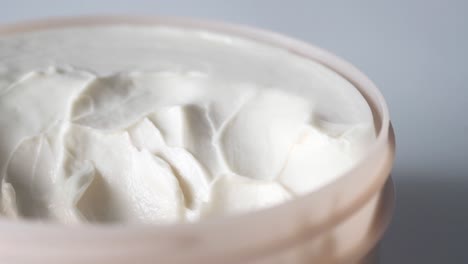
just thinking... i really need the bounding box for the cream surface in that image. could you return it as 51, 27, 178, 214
0, 26, 375, 224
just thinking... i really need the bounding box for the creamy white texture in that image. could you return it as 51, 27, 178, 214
0, 26, 375, 224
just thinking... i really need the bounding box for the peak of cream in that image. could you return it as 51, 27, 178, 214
0, 26, 375, 224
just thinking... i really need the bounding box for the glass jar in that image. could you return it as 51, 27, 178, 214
0, 16, 395, 264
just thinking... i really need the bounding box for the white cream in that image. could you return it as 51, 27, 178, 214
0, 26, 375, 224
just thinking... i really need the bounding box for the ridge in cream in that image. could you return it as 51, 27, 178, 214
0, 26, 375, 224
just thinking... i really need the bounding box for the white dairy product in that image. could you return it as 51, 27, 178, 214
0, 26, 375, 224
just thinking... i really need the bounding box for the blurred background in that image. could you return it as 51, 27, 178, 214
1, 0, 467, 263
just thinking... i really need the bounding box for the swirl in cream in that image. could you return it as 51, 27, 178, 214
0, 26, 375, 224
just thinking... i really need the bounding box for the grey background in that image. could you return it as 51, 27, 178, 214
1, 0, 467, 263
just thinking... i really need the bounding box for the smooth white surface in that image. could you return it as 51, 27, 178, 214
0, 26, 374, 223
0, 0, 466, 262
